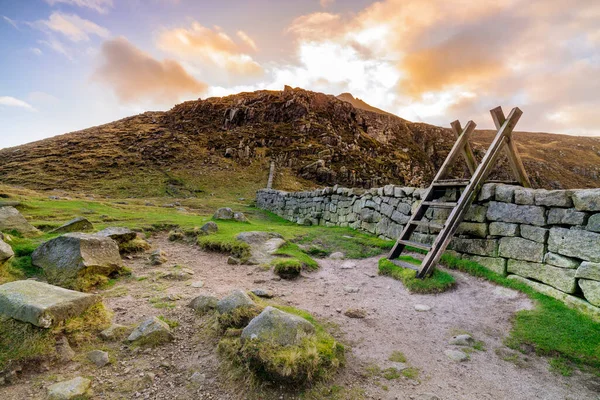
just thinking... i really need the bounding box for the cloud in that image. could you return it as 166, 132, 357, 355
237, 31, 258, 51
320, 0, 335, 8
38, 37, 71, 58
93, 37, 207, 104
157, 22, 263, 84
0, 96, 36, 111
44, 0, 114, 14
30, 47, 43, 56
2, 15, 19, 29
35, 12, 110, 42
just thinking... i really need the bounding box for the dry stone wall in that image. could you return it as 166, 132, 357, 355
257, 184, 600, 319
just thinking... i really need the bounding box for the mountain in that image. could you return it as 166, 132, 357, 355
0, 86, 599, 198
336, 93, 396, 116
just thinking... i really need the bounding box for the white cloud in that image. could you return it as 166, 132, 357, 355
30, 47, 43, 56
38, 37, 72, 59
44, 0, 114, 14
2, 15, 19, 29
36, 12, 110, 42
0, 96, 36, 111
320, 0, 335, 8
237, 30, 258, 51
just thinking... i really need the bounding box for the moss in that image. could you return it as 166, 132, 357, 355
273, 242, 319, 271
388, 351, 406, 363
300, 384, 365, 400
168, 230, 184, 241
70, 264, 129, 292
197, 236, 251, 262
59, 303, 112, 346
218, 305, 263, 330
401, 367, 420, 380
158, 316, 180, 329
272, 258, 303, 280
378, 258, 456, 294
119, 238, 151, 254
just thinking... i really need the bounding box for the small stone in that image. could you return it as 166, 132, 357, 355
47, 377, 91, 400
188, 295, 218, 313
329, 252, 345, 260
87, 350, 110, 367
216, 289, 255, 314
150, 249, 167, 265
449, 334, 474, 346
414, 304, 431, 312
191, 281, 204, 288
234, 212, 248, 222
127, 317, 174, 345
344, 308, 367, 318
190, 372, 206, 383
251, 288, 274, 298
199, 221, 218, 235
99, 324, 129, 341
56, 336, 75, 363
444, 349, 468, 362
343, 286, 360, 293
340, 261, 356, 269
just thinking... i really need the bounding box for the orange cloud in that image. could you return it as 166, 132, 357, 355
157, 22, 262, 81
93, 37, 207, 104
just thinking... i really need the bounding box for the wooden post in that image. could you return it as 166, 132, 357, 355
267, 161, 275, 189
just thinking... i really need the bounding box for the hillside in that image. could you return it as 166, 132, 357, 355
0, 86, 599, 198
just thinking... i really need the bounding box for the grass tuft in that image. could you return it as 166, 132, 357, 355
378, 257, 455, 294
272, 258, 303, 279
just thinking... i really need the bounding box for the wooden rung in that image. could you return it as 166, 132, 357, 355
389, 259, 420, 271
410, 220, 444, 230
398, 240, 431, 251
432, 181, 469, 187
421, 201, 457, 208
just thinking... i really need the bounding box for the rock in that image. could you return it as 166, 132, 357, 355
547, 208, 586, 225
227, 256, 241, 265
478, 183, 496, 201
495, 185, 515, 202
236, 231, 285, 264
499, 237, 544, 263
0, 238, 14, 263
534, 190, 573, 207
189, 295, 218, 313
241, 306, 315, 346
99, 324, 129, 341
216, 289, 255, 314
343, 286, 360, 293
507, 260, 577, 293
548, 227, 600, 262
329, 252, 345, 260
587, 213, 600, 233
56, 336, 75, 363
514, 188, 535, 205
414, 304, 431, 312
578, 279, 600, 306
520, 225, 548, 243
199, 221, 218, 235
415, 393, 441, 400
344, 308, 367, 318
87, 350, 110, 367
572, 189, 600, 211
190, 372, 206, 383
251, 288, 274, 298
489, 222, 519, 237
461, 255, 507, 276
150, 249, 167, 265
160, 267, 194, 281
50, 217, 94, 234
456, 222, 487, 238
576, 261, 600, 281
31, 233, 123, 290
0, 206, 41, 236
449, 334, 474, 346
340, 261, 356, 269
544, 253, 580, 269
464, 204, 487, 222
213, 207, 234, 220
47, 377, 91, 400
127, 316, 174, 345
234, 212, 248, 222
444, 349, 468, 362
0, 280, 99, 328
191, 280, 204, 288
486, 202, 546, 226
96, 227, 137, 244
449, 238, 497, 257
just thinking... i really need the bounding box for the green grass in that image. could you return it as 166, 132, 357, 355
272, 258, 303, 279
388, 351, 407, 363
378, 257, 456, 294
273, 242, 319, 270
439, 253, 600, 374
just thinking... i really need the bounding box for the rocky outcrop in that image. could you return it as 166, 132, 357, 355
0, 280, 99, 328
31, 233, 123, 290
0, 206, 41, 237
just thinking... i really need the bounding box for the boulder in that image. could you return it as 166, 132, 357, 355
499, 237, 544, 263
31, 233, 123, 290
486, 202, 545, 226
572, 189, 600, 211
507, 260, 577, 293
234, 212, 248, 222
87, 350, 110, 367
241, 306, 315, 346
150, 249, 167, 265
0, 280, 99, 328
213, 207, 234, 220
47, 377, 91, 400
548, 227, 600, 262
0, 206, 41, 236
199, 221, 218, 235
0, 238, 14, 263
189, 295, 218, 313
236, 231, 285, 264
50, 217, 94, 234
127, 316, 174, 344
444, 349, 468, 362
579, 280, 600, 306
217, 289, 256, 314
575, 261, 600, 281
344, 308, 367, 318
251, 288, 274, 298
449, 334, 474, 346
99, 324, 129, 341
96, 227, 137, 244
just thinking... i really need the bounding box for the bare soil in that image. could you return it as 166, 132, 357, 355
2, 234, 599, 399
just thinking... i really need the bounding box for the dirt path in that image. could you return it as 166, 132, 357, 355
2, 235, 598, 399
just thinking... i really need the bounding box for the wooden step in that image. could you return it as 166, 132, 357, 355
421, 201, 457, 209
410, 220, 444, 230
432, 180, 469, 187
398, 239, 432, 252
389, 259, 420, 271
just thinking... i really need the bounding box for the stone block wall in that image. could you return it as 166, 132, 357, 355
256, 184, 600, 319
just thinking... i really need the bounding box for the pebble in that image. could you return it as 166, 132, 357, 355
449, 334, 474, 346
444, 349, 469, 362
414, 304, 432, 312
191, 281, 205, 288
343, 286, 360, 293
340, 261, 356, 269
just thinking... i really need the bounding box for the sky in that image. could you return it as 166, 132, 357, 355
1, 0, 599, 149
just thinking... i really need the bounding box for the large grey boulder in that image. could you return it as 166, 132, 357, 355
96, 227, 136, 244
31, 233, 122, 290
127, 316, 174, 344
548, 227, 600, 262
216, 289, 255, 314
47, 377, 91, 400
199, 221, 218, 235
0, 206, 41, 236
486, 202, 546, 226
0, 280, 99, 328
50, 217, 94, 234
579, 280, 600, 306
0, 238, 14, 263
241, 306, 315, 346
499, 237, 544, 263
189, 295, 218, 314
213, 207, 234, 220
572, 189, 600, 211
236, 231, 285, 264
507, 260, 577, 293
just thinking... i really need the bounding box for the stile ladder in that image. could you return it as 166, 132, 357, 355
388, 106, 531, 278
